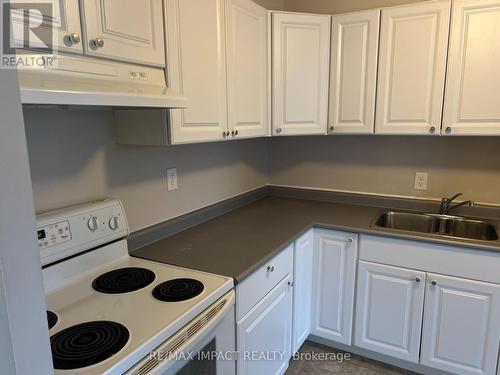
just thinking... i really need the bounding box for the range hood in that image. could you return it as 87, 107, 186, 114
17, 53, 187, 108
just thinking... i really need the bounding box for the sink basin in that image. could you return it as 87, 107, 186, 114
443, 219, 499, 241
374, 212, 440, 234
373, 211, 499, 241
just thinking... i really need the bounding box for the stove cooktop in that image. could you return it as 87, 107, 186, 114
43, 240, 233, 375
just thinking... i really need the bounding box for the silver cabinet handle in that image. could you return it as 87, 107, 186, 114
431, 280, 437, 286
67, 33, 81, 45
415, 277, 421, 283
91, 37, 105, 49
267, 265, 275, 272
347, 237, 354, 246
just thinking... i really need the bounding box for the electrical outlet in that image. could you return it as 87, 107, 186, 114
414, 172, 428, 191
166, 168, 178, 191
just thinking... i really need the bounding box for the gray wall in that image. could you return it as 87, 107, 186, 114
269, 136, 500, 205
283, 0, 427, 14
24, 109, 269, 232
0, 70, 52, 375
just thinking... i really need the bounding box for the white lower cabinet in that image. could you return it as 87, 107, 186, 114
310, 230, 357, 345
292, 230, 314, 354
354, 261, 426, 363
421, 273, 500, 375
237, 275, 293, 375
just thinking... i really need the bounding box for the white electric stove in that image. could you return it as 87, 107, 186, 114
37, 200, 235, 375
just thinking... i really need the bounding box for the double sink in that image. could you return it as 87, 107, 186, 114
373, 211, 499, 241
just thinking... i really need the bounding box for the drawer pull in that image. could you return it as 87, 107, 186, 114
415, 277, 421, 283
288, 281, 294, 287
267, 265, 275, 272
431, 280, 437, 286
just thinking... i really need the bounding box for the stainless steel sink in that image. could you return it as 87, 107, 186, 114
374, 212, 440, 234
372, 211, 499, 242
443, 218, 499, 241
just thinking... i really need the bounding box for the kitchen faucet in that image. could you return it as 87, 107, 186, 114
439, 193, 475, 215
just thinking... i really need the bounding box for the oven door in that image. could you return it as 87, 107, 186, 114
126, 290, 236, 375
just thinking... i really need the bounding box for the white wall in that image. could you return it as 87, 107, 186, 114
24, 109, 269, 232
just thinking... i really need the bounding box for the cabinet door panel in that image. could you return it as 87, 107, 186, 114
9, 0, 83, 54
237, 276, 292, 375
443, 0, 500, 135
166, 0, 228, 144
82, 0, 165, 66
272, 12, 331, 136
226, 0, 269, 139
311, 230, 357, 345
354, 261, 425, 363
329, 9, 380, 134
421, 274, 500, 375
292, 230, 313, 354
375, 1, 450, 134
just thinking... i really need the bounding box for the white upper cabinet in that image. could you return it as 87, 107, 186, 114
311, 230, 357, 346
272, 12, 331, 136
9, 0, 83, 54
354, 261, 425, 363
443, 0, 500, 135
81, 0, 165, 66
329, 9, 380, 134
165, 0, 228, 144
226, 0, 270, 139
292, 230, 313, 354
421, 274, 500, 375
375, 1, 451, 135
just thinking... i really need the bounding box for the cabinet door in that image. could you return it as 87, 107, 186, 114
375, 1, 450, 135
443, 0, 500, 135
311, 230, 357, 345
226, 0, 269, 139
421, 274, 500, 375
272, 12, 331, 136
81, 0, 165, 66
166, 0, 228, 144
329, 9, 380, 134
354, 261, 425, 363
9, 0, 83, 54
237, 275, 292, 375
292, 230, 313, 354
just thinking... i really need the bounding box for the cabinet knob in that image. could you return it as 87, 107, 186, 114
234, 130, 239, 136
347, 237, 354, 246
329, 126, 334, 132
415, 277, 421, 283
288, 281, 294, 287
445, 126, 452, 134
429, 126, 436, 134
67, 33, 81, 45
231, 130, 238, 137
267, 265, 275, 272
91, 37, 105, 49
276, 128, 282, 134
431, 280, 437, 286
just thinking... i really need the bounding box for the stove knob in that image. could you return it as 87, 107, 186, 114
109, 216, 119, 231
87, 216, 99, 232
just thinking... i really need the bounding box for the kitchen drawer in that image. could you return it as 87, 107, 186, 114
236, 244, 293, 321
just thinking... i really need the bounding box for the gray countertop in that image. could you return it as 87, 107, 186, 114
131, 196, 500, 284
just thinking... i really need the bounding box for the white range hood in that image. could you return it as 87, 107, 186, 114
17, 53, 187, 108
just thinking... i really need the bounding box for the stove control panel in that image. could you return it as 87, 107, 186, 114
36, 200, 129, 266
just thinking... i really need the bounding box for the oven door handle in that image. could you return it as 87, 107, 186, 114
125, 290, 235, 375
